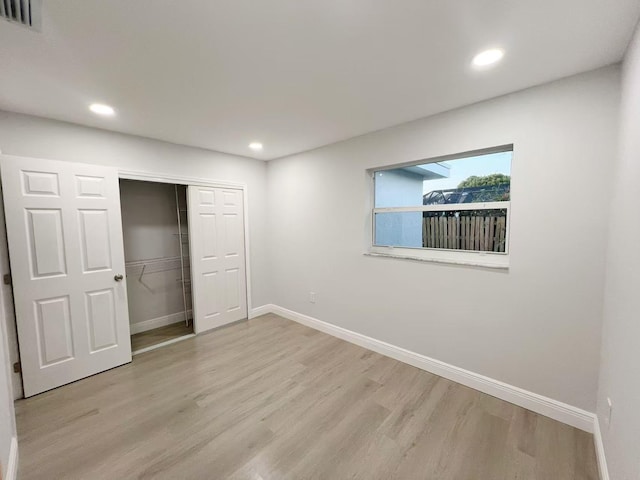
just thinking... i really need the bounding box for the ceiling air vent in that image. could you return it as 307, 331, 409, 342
1, 0, 41, 30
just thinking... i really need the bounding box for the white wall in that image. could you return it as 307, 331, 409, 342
121, 180, 183, 262
0, 111, 269, 398
596, 21, 640, 480
120, 180, 190, 328
267, 66, 620, 412
0, 311, 16, 480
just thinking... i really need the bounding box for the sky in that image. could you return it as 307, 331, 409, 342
421, 151, 512, 194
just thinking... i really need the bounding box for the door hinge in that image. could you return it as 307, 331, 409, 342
3, 273, 11, 285
13, 362, 21, 373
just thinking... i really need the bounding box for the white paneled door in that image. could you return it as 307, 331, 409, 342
188, 186, 247, 333
1, 155, 131, 397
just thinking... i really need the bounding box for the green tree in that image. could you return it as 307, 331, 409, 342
457, 173, 510, 188
456, 173, 510, 201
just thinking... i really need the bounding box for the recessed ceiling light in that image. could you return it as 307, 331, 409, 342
249, 142, 263, 151
472, 48, 504, 68
89, 103, 115, 116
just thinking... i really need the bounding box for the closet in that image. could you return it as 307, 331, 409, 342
1, 154, 249, 396
120, 180, 193, 352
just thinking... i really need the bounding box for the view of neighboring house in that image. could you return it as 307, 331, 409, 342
374, 163, 450, 247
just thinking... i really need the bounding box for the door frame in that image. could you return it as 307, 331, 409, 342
118, 170, 252, 334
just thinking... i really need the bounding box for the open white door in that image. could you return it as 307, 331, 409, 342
188, 186, 247, 333
0, 155, 131, 397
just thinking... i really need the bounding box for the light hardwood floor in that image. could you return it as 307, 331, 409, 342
16, 314, 598, 479
130, 321, 194, 352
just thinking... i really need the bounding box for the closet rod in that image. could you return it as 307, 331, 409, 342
175, 185, 190, 328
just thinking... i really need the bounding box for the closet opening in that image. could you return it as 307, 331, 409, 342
119, 179, 194, 354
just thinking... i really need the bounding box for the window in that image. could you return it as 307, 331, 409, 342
370, 146, 512, 268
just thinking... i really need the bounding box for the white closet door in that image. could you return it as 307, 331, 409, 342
188, 186, 247, 333
0, 155, 131, 397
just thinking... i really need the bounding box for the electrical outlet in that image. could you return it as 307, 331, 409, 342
309, 292, 316, 303
606, 397, 613, 428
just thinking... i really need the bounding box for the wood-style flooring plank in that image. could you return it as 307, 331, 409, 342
130, 321, 194, 351
16, 314, 599, 479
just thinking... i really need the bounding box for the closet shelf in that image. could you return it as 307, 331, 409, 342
125, 256, 184, 276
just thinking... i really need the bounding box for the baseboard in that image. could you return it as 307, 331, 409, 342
252, 304, 595, 433
6, 436, 18, 480
130, 310, 192, 335
248, 304, 273, 319
593, 416, 610, 480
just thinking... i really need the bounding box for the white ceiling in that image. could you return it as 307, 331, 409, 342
1, 1, 639, 160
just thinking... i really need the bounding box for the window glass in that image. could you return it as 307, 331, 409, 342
372, 149, 512, 254
374, 151, 511, 208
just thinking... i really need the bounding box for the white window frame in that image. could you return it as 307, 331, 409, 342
367, 147, 512, 269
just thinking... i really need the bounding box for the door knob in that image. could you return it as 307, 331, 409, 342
114, 274, 124, 282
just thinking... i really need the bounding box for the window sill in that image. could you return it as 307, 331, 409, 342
364, 249, 509, 270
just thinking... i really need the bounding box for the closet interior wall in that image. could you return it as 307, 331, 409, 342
119, 180, 192, 335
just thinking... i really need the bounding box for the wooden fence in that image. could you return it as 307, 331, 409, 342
422, 209, 507, 252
